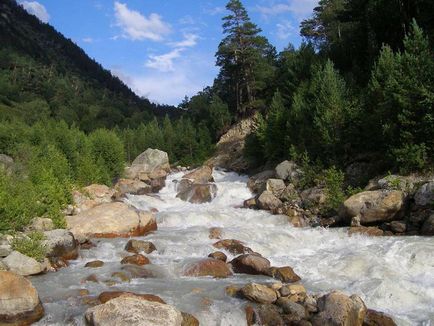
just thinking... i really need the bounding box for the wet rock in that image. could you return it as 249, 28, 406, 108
3, 251, 47, 276
66, 202, 157, 239
113, 179, 151, 198
125, 239, 157, 254
209, 227, 223, 239
98, 291, 166, 304
125, 148, 170, 180
276, 298, 306, 320
389, 220, 406, 233
183, 258, 232, 278
111, 272, 131, 283
266, 179, 286, 197
364, 309, 397, 326
213, 239, 253, 255
0, 271, 44, 325
85, 295, 183, 326
120, 254, 150, 266
348, 227, 384, 237
421, 214, 434, 236
256, 304, 285, 326
121, 265, 155, 279
182, 165, 214, 183
72, 184, 115, 214
225, 285, 242, 298
181, 312, 200, 326
230, 254, 271, 275
266, 266, 301, 283
340, 190, 405, 224
279, 284, 307, 303
241, 283, 277, 304
243, 197, 257, 209
248, 170, 276, 193
43, 229, 78, 261
257, 191, 283, 211
176, 183, 218, 204
25, 217, 54, 232
312, 291, 366, 326
85, 260, 104, 268
208, 251, 227, 262
414, 181, 434, 208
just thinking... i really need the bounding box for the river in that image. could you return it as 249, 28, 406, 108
31, 169, 434, 325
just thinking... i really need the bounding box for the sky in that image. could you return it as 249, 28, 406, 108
18, 0, 318, 106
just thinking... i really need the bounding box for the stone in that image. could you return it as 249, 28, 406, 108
3, 251, 46, 276
414, 181, 434, 208
181, 312, 200, 326
182, 165, 214, 184
312, 291, 367, 326
241, 283, 277, 304
256, 304, 285, 326
275, 160, 303, 184
0, 271, 44, 325
72, 184, 115, 213
364, 309, 397, 326
257, 191, 283, 211
279, 284, 307, 303
0, 245, 12, 258
66, 202, 156, 239
421, 214, 434, 236
208, 251, 227, 262
300, 187, 327, 207
183, 258, 232, 278
111, 272, 131, 283
98, 291, 165, 304
85, 295, 183, 326
126, 148, 170, 180
85, 260, 104, 268
304, 295, 318, 313
230, 254, 271, 275
121, 265, 155, 279
114, 179, 151, 198
248, 170, 276, 193
125, 240, 157, 254
121, 254, 150, 266
209, 227, 223, 239
266, 266, 301, 283
348, 227, 384, 237
213, 239, 253, 255
266, 179, 286, 197
176, 183, 218, 204
225, 285, 242, 298
280, 184, 301, 203
243, 197, 257, 209
276, 298, 306, 319
25, 217, 54, 232
43, 229, 78, 260
390, 221, 406, 233
340, 190, 405, 224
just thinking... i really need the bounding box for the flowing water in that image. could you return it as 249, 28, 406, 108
31, 170, 434, 325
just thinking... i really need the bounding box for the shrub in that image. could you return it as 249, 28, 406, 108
11, 231, 47, 262
392, 143, 429, 174
321, 166, 346, 214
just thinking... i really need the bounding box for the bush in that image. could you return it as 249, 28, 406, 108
321, 166, 346, 214
392, 143, 429, 174
11, 231, 47, 262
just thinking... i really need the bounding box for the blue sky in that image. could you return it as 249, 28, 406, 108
19, 0, 318, 106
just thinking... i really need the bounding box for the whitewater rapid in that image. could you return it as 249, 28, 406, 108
31, 170, 434, 325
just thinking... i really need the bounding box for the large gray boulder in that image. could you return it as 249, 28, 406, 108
265, 179, 286, 198
257, 191, 283, 211
85, 295, 183, 326
114, 179, 152, 198
126, 148, 170, 180
176, 183, 217, 204
275, 160, 303, 183
0, 271, 44, 325
43, 229, 78, 260
3, 251, 47, 276
339, 190, 405, 224
414, 181, 434, 208
247, 170, 275, 193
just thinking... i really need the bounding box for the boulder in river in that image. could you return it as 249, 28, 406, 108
66, 202, 156, 239
85, 260, 104, 268
98, 291, 166, 304
125, 148, 170, 180
182, 165, 214, 183
364, 309, 397, 326
113, 179, 152, 198
265, 179, 286, 197
311, 291, 366, 326
241, 283, 277, 304
176, 183, 217, 204
208, 251, 227, 262
340, 190, 405, 224
208, 227, 223, 239
247, 170, 276, 193
183, 258, 232, 278
257, 191, 283, 211
85, 295, 183, 326
3, 251, 47, 276
266, 266, 301, 283
121, 254, 150, 266
125, 239, 157, 254
43, 229, 78, 261
0, 271, 44, 325
230, 254, 271, 275
213, 239, 253, 255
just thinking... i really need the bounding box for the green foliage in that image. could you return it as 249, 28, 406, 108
11, 232, 47, 262
321, 166, 346, 214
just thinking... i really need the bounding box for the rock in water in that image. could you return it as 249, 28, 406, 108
230, 254, 271, 275
364, 309, 397, 326
85, 295, 183, 326
98, 291, 166, 304
43, 229, 78, 261
66, 202, 156, 239
125, 239, 157, 254
176, 184, 218, 204
3, 251, 47, 276
183, 258, 232, 278
182, 165, 214, 183
241, 283, 277, 304
0, 271, 44, 325
257, 191, 283, 211
114, 179, 152, 198
126, 148, 170, 180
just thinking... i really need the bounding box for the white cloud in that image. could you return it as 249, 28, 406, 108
170, 33, 199, 48
82, 37, 94, 43
205, 6, 225, 16
19, 1, 50, 23
276, 21, 295, 40
178, 15, 195, 25
256, 0, 318, 20
113, 2, 171, 41
256, 3, 292, 17
145, 48, 184, 72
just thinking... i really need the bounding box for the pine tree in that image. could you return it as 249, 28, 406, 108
264, 90, 287, 160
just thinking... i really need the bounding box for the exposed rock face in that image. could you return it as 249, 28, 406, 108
257, 191, 283, 211
176, 183, 217, 204
72, 184, 115, 214
312, 291, 367, 326
275, 160, 303, 184
206, 116, 257, 172
98, 291, 166, 304
85, 295, 183, 326
213, 239, 253, 255
66, 202, 156, 239
421, 214, 434, 235
3, 251, 47, 276
414, 181, 434, 208
230, 254, 271, 275
183, 258, 232, 278
248, 170, 276, 193
182, 166, 214, 184
126, 148, 170, 180
340, 190, 405, 224
241, 283, 277, 304
25, 217, 54, 232
125, 240, 157, 254
43, 229, 78, 261
0, 271, 44, 325
114, 179, 152, 198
